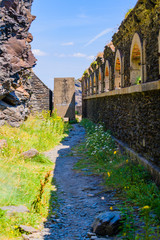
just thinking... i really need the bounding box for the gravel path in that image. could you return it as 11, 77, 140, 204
35, 124, 118, 240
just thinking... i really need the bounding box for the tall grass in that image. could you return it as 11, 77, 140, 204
0, 111, 69, 239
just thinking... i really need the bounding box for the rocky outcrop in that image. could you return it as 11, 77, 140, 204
0, 0, 36, 127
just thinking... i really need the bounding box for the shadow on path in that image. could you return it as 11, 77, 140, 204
41, 124, 116, 240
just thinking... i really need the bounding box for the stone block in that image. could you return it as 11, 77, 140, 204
54, 78, 75, 121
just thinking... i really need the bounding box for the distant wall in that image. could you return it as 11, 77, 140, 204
29, 72, 53, 113
54, 78, 75, 121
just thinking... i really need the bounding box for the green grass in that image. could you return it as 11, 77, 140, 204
74, 119, 160, 239
0, 111, 69, 239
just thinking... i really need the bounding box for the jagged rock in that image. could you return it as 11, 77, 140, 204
22, 149, 39, 159
92, 211, 122, 236
0, 205, 29, 214
19, 225, 38, 234
0, 0, 36, 126
0, 139, 8, 149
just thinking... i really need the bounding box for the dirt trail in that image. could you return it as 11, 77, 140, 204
40, 124, 118, 240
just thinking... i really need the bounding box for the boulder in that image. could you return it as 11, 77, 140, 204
22, 149, 39, 159
0, 139, 8, 149
92, 211, 122, 236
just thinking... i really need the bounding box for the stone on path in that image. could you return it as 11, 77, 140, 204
0, 139, 8, 149
0, 205, 29, 215
87, 232, 97, 237
19, 225, 38, 234
22, 149, 39, 159
22, 233, 43, 240
92, 211, 122, 236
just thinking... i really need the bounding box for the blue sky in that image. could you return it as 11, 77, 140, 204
30, 0, 137, 90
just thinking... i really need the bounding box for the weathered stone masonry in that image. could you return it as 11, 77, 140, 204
82, 0, 160, 165
29, 72, 53, 113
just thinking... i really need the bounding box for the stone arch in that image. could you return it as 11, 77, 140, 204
90, 75, 93, 95
98, 68, 102, 93
130, 33, 143, 85
93, 72, 97, 94
158, 30, 160, 76
115, 49, 122, 89
104, 60, 110, 91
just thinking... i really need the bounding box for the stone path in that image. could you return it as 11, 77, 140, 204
27, 124, 119, 240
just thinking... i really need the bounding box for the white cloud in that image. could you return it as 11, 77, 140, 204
61, 42, 74, 46
72, 53, 86, 58
84, 28, 113, 47
72, 53, 95, 61
54, 52, 94, 61
32, 49, 47, 56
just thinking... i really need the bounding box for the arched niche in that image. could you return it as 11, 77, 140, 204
98, 68, 102, 93
130, 33, 143, 85
83, 79, 87, 96
90, 75, 93, 95
87, 78, 90, 95
115, 50, 122, 89
158, 30, 160, 76
104, 60, 110, 91
93, 72, 97, 94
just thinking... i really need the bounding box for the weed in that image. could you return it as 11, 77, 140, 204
32, 171, 52, 213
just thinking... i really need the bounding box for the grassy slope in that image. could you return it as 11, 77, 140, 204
0, 112, 69, 239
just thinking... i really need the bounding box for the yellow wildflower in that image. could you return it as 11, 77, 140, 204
110, 206, 113, 211
126, 159, 129, 163
114, 151, 117, 155
107, 172, 111, 177
142, 206, 150, 210
14, 226, 18, 229
123, 233, 127, 236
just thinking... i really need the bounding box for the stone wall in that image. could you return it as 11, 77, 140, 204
83, 84, 160, 166
0, 0, 36, 127
82, 0, 160, 165
29, 72, 53, 113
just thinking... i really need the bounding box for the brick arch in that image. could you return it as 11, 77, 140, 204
104, 60, 110, 91
115, 49, 122, 89
130, 33, 143, 85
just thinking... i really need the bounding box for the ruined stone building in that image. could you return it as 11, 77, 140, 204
82, 0, 160, 165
